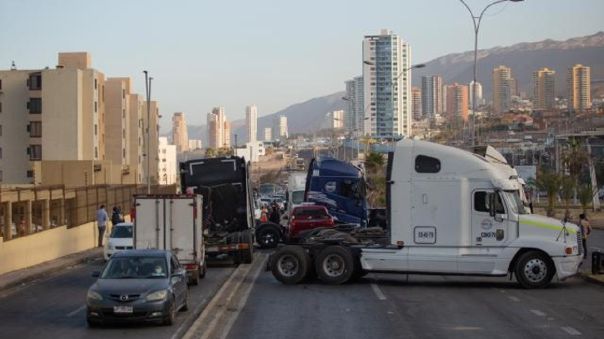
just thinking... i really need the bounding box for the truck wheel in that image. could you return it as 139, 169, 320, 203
257, 227, 280, 249
315, 246, 354, 285
191, 272, 199, 286
199, 262, 207, 279
514, 251, 555, 289
271, 245, 310, 284
241, 247, 253, 264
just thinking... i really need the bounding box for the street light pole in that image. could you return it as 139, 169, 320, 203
143, 71, 152, 194
458, 0, 524, 147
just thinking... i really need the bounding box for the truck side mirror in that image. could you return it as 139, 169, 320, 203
488, 193, 496, 217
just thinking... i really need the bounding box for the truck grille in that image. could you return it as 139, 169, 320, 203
576, 229, 583, 255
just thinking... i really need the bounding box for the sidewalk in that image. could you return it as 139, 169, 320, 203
0, 247, 102, 292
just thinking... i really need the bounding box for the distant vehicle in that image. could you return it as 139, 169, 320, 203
287, 172, 307, 217
134, 195, 206, 285
288, 205, 334, 241
259, 183, 279, 198
86, 250, 188, 327
295, 158, 305, 171
104, 223, 133, 260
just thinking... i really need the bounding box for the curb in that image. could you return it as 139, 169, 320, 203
170, 265, 239, 339
581, 273, 604, 287
0, 249, 102, 293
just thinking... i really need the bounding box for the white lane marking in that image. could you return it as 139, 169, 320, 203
371, 283, 387, 300
530, 309, 546, 317
216, 256, 267, 339
561, 326, 582, 336
66, 305, 86, 317
507, 296, 520, 302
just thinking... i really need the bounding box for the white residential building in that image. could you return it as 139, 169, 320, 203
188, 139, 202, 150
344, 76, 364, 132
362, 29, 412, 138
158, 137, 177, 185
264, 127, 272, 141
246, 104, 258, 143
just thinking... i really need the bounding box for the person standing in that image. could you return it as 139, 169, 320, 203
96, 205, 109, 247
579, 213, 592, 259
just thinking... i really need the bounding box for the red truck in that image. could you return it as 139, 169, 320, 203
288, 205, 335, 241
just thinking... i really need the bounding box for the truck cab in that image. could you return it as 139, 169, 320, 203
304, 157, 367, 226
363, 139, 582, 287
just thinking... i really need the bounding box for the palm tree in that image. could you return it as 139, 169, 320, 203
561, 138, 589, 203
560, 176, 575, 218
365, 152, 385, 174
578, 183, 593, 214
205, 148, 216, 158
536, 170, 561, 217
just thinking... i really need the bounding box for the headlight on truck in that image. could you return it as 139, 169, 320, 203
146, 290, 168, 302
87, 290, 103, 301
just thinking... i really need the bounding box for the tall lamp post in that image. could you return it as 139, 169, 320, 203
143, 71, 153, 194
458, 0, 524, 146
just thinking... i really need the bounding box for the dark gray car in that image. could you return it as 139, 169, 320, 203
86, 249, 188, 326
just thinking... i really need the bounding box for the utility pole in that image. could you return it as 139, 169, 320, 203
144, 71, 152, 194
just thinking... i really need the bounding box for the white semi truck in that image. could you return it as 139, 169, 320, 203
134, 194, 206, 285
269, 139, 582, 289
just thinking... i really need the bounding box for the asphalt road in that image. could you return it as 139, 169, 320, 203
0, 258, 234, 339
227, 271, 604, 339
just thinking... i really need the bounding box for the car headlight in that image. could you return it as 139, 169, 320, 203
87, 290, 103, 301
146, 290, 168, 302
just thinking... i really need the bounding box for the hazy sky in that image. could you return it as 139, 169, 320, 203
1, 0, 603, 130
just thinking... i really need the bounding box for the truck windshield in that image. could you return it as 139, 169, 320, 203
503, 190, 527, 215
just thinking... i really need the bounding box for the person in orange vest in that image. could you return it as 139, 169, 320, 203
260, 205, 269, 223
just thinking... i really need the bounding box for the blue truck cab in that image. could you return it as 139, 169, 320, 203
304, 157, 368, 226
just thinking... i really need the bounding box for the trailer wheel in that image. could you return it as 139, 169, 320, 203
257, 226, 280, 249
514, 250, 555, 289
271, 245, 310, 284
199, 262, 207, 279
315, 246, 354, 285
189, 271, 200, 286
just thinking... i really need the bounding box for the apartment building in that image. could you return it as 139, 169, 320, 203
532, 68, 556, 111
0, 52, 105, 184
568, 64, 591, 113
172, 112, 189, 153
142, 100, 160, 185
246, 105, 258, 143
363, 29, 412, 138
158, 137, 177, 185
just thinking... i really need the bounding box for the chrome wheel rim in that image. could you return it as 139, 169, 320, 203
277, 254, 298, 277
322, 254, 345, 277
524, 258, 547, 283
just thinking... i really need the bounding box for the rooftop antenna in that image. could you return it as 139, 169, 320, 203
10, 61, 16, 70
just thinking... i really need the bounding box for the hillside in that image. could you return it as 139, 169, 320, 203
413, 31, 604, 97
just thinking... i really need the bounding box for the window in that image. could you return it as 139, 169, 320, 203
122, 89, 126, 99
415, 155, 441, 173
0, 101, 2, 113
0, 147, 2, 159
0, 170, 3, 182
474, 191, 505, 214
0, 125, 2, 136
94, 101, 97, 113
0, 79, 2, 90
29, 122, 42, 137
94, 147, 98, 158
28, 73, 42, 90
28, 98, 42, 113
94, 79, 97, 89
94, 124, 97, 135
29, 145, 42, 160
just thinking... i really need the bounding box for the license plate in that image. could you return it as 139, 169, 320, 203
113, 305, 133, 314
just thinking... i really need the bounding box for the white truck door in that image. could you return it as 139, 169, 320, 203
135, 198, 167, 250
463, 190, 509, 273
168, 198, 197, 265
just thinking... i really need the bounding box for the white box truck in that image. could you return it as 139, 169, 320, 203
134, 194, 206, 285
269, 139, 582, 289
